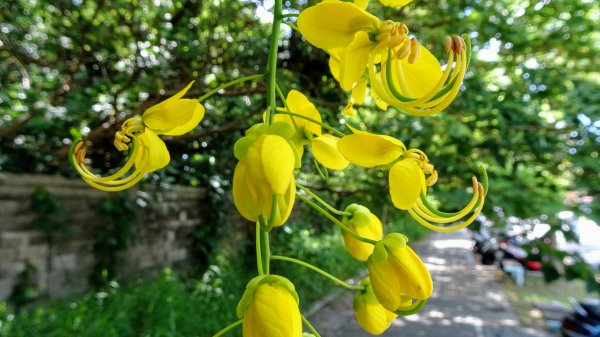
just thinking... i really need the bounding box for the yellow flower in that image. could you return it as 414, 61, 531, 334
337, 128, 486, 232
232, 122, 298, 228
379, 0, 412, 7
353, 278, 398, 335
341, 204, 383, 261
237, 275, 302, 337
71, 82, 204, 191
273, 90, 349, 170
297, 1, 469, 116
367, 233, 432, 311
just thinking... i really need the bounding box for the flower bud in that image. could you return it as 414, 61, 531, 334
353, 278, 398, 335
342, 205, 383, 261
367, 233, 432, 311
233, 133, 296, 228
237, 275, 302, 337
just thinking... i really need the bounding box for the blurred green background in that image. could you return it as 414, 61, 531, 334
0, 0, 599, 336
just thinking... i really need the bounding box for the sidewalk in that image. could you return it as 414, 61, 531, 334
307, 229, 553, 337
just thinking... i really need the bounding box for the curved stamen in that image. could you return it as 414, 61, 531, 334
71, 139, 140, 183
408, 182, 484, 232
384, 43, 456, 107
412, 177, 481, 224
69, 137, 150, 192
394, 299, 428, 316
371, 35, 470, 116
82, 173, 144, 191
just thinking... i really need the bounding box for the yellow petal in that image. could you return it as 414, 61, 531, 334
343, 213, 383, 261
356, 301, 397, 334
161, 102, 205, 136
232, 160, 262, 222
285, 90, 322, 137
142, 81, 202, 134
388, 159, 424, 210
388, 245, 433, 300
399, 45, 443, 97
370, 85, 389, 110
243, 284, 303, 337
272, 179, 296, 227
337, 133, 404, 168
312, 135, 349, 170
260, 135, 295, 195
368, 247, 404, 310
297, 1, 380, 50
354, 0, 369, 10
135, 129, 170, 173
379, 0, 412, 7
352, 78, 369, 104
328, 52, 342, 82
340, 32, 374, 91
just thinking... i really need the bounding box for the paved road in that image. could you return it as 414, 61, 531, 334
307, 229, 553, 337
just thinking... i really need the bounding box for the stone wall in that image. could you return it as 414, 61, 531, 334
0, 173, 207, 300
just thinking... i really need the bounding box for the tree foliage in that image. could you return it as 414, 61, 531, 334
1, 0, 598, 287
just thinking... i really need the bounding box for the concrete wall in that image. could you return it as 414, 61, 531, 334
0, 173, 207, 300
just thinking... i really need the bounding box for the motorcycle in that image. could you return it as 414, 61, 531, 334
561, 298, 600, 337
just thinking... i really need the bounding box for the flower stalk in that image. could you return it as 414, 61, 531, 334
272, 255, 364, 291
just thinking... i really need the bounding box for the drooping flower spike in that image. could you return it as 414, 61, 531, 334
70, 82, 205, 192
337, 127, 487, 232
298, 1, 470, 116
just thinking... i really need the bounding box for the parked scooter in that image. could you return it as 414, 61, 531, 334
472, 226, 501, 265
561, 298, 600, 337
498, 236, 543, 271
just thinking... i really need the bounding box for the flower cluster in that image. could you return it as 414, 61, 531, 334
298, 0, 470, 116
69, 0, 488, 336
71, 82, 204, 191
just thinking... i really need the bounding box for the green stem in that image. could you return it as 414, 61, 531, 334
271, 255, 363, 291
265, 0, 283, 125
282, 21, 299, 32
256, 221, 264, 275
198, 74, 265, 102
274, 109, 346, 137
261, 229, 270, 274
282, 13, 299, 18
302, 315, 322, 337
296, 193, 377, 245
211, 319, 243, 337
313, 159, 329, 182
297, 184, 351, 217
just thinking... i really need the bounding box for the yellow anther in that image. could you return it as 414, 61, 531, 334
114, 131, 131, 151
444, 36, 453, 53
121, 116, 144, 135
408, 38, 420, 64
74, 142, 87, 165
378, 20, 395, 35
377, 21, 409, 49
471, 175, 478, 190
426, 170, 438, 187
395, 41, 411, 60
343, 97, 356, 117
452, 35, 464, 54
